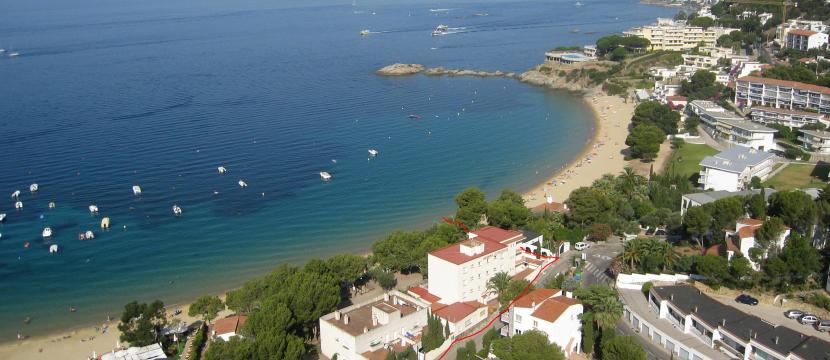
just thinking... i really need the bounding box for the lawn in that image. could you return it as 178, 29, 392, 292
665, 143, 719, 180
764, 163, 830, 191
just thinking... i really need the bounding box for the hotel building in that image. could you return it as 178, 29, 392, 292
698, 147, 775, 192
735, 76, 830, 115
624, 18, 737, 51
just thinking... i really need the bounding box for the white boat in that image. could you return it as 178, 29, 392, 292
11, 190, 20, 198
101, 217, 110, 229
85, 230, 94, 239
575, 1, 584, 6
48, 202, 56, 209
320, 171, 332, 181
238, 180, 248, 188
132, 185, 142, 195
360, 29, 371, 36
29, 184, 38, 192
0, 49, 5, 53
89, 205, 99, 214
49, 244, 59, 253
8, 52, 19, 58
217, 166, 227, 174
368, 149, 379, 156
0, 213, 5, 222
15, 201, 23, 210
432, 25, 449, 36
42, 227, 52, 238
172, 204, 182, 217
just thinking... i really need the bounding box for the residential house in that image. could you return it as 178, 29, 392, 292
682, 54, 719, 69
212, 315, 247, 341
724, 218, 790, 270
785, 29, 829, 51
778, 19, 830, 46
799, 129, 830, 154
698, 147, 775, 192
749, 106, 828, 129
680, 188, 776, 216
687, 100, 777, 151
504, 288, 584, 357
431, 301, 489, 335
735, 76, 830, 115
319, 291, 430, 360
666, 96, 688, 110
624, 18, 738, 51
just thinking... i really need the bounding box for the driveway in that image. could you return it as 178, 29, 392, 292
706, 291, 830, 340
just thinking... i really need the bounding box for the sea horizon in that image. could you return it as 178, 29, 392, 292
0, 0, 675, 341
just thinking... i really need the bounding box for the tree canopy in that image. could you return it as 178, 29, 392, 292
189, 295, 224, 324
491, 330, 566, 360
118, 300, 167, 347
631, 101, 681, 135
626, 124, 665, 161
455, 187, 487, 229
601, 335, 647, 360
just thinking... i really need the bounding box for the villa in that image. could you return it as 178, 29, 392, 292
723, 218, 790, 270
212, 315, 247, 341
319, 291, 431, 360
502, 288, 583, 357
698, 147, 775, 192
679, 188, 775, 216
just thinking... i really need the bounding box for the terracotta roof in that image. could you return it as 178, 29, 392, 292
737, 76, 830, 95
530, 296, 581, 323
751, 106, 825, 117
429, 237, 506, 265
738, 226, 758, 239
737, 218, 765, 226
433, 301, 485, 323
213, 315, 247, 336
408, 286, 441, 303
473, 226, 525, 245
514, 288, 561, 308
511, 268, 534, 281
788, 29, 818, 36
704, 237, 739, 257
667, 96, 688, 102
532, 202, 569, 213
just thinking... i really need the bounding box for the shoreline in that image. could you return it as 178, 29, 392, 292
0, 76, 634, 360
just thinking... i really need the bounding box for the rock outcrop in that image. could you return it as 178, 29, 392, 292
423, 67, 517, 78
376, 63, 425, 76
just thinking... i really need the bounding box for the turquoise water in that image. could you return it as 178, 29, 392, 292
0, 0, 675, 339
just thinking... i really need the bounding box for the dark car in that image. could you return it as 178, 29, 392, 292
736, 294, 759, 306
645, 227, 656, 236
785, 310, 804, 319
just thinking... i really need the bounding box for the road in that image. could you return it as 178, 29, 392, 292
617, 321, 673, 360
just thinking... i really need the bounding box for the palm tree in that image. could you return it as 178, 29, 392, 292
486, 272, 511, 298
591, 295, 624, 329
618, 167, 645, 199
621, 240, 642, 270
659, 242, 679, 272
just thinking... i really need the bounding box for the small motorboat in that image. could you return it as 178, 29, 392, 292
8, 52, 19, 58
89, 205, 99, 214
48, 202, 56, 209
15, 201, 23, 210
101, 217, 110, 229
217, 166, 227, 174
575, 1, 584, 6
368, 149, 379, 157
172, 204, 182, 217
408, 114, 422, 119
29, 184, 38, 192
320, 171, 332, 181
11, 190, 20, 198
42, 227, 52, 238
360, 29, 371, 36
0, 213, 5, 222
238, 180, 248, 188
132, 185, 142, 195
432, 25, 449, 36
49, 244, 58, 253
79, 230, 94, 241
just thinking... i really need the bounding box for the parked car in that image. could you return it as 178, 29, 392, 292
654, 228, 667, 236
575, 242, 590, 251
735, 294, 759, 306
785, 310, 804, 319
815, 320, 830, 332
645, 227, 656, 236
800, 315, 821, 325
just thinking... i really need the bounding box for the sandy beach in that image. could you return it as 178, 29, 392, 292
524, 90, 635, 208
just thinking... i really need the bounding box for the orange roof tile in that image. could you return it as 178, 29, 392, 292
737, 76, 830, 95
532, 202, 569, 213
530, 296, 581, 323
213, 315, 247, 336
433, 301, 485, 323
408, 286, 441, 303
429, 238, 506, 265
788, 29, 818, 36
738, 218, 765, 226
473, 226, 525, 244
511, 268, 534, 281
514, 288, 560, 308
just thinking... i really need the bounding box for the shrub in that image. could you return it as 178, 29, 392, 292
370, 269, 397, 290
641, 282, 653, 297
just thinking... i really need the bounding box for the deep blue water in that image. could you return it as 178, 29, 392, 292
0, 0, 675, 339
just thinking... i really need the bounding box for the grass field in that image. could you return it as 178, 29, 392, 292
665, 143, 719, 180
765, 163, 830, 191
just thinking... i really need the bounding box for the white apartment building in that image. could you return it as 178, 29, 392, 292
319, 291, 430, 360
778, 19, 830, 46
724, 218, 790, 271
698, 147, 775, 192
749, 106, 828, 129
687, 100, 777, 151
785, 29, 829, 51
682, 54, 719, 68
504, 288, 583, 357
680, 188, 775, 216
624, 18, 738, 51
735, 76, 830, 115
799, 129, 830, 154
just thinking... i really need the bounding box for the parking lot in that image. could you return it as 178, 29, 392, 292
707, 291, 830, 339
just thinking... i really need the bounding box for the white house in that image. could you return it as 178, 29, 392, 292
101, 343, 167, 360
724, 218, 790, 270
698, 147, 775, 192
505, 288, 583, 356
679, 188, 775, 216
785, 29, 829, 51
319, 291, 430, 360
687, 100, 777, 151
212, 315, 247, 342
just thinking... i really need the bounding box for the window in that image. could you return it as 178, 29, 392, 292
533, 320, 538, 328
516, 315, 522, 323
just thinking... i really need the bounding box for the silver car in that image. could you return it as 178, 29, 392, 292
816, 320, 830, 332
784, 310, 804, 319
800, 314, 821, 325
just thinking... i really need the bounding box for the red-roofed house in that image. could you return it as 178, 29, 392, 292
432, 301, 488, 334
667, 96, 688, 110
724, 218, 790, 270
507, 292, 583, 357
212, 315, 247, 341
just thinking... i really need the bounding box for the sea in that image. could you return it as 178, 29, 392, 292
0, 0, 675, 340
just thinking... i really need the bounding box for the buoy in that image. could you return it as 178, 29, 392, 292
23, 242, 29, 248
101, 217, 110, 229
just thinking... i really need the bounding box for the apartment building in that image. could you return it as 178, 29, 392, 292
777, 19, 829, 46
749, 106, 827, 129
682, 54, 719, 68
735, 76, 830, 115
624, 18, 738, 51
799, 129, 830, 154
687, 100, 777, 151
319, 291, 430, 360
698, 147, 775, 192
785, 29, 829, 51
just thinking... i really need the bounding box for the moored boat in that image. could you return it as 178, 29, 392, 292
238, 179, 248, 188
89, 204, 99, 214
11, 190, 20, 198
368, 149, 379, 156
132, 185, 142, 195
29, 184, 38, 192
15, 201, 23, 210
320, 171, 332, 181
172, 204, 183, 217
42, 227, 52, 238
217, 166, 227, 174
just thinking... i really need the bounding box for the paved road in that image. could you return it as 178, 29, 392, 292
617, 321, 672, 360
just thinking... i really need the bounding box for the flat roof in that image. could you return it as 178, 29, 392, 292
737, 76, 830, 95
683, 188, 776, 205
699, 147, 775, 174
326, 296, 423, 336
750, 106, 825, 118
800, 129, 830, 140
719, 118, 777, 133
